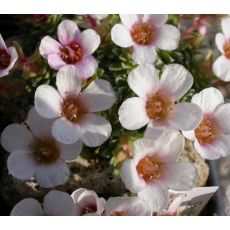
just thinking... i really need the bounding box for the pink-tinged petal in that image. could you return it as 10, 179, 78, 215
57, 20, 80, 45
137, 183, 169, 212
47, 53, 66, 70
90, 14, 108, 20
192, 87, 224, 114
80, 79, 116, 112
167, 195, 182, 214
56, 65, 82, 97
7, 150, 36, 180
75, 55, 98, 79
80, 114, 112, 147
43, 190, 75, 216
194, 135, 230, 160
35, 159, 70, 188
155, 24, 180, 50
39, 36, 62, 59
111, 24, 133, 48
118, 97, 150, 130
80, 29, 100, 55
52, 117, 81, 144
35, 85, 62, 119
120, 160, 146, 193
213, 55, 230, 82
119, 14, 141, 29
159, 64, 193, 101
1, 124, 34, 152
10, 198, 43, 216
71, 188, 87, 215
168, 103, 203, 131
160, 162, 197, 191
0, 34, 7, 50
215, 33, 225, 54
127, 64, 159, 100
143, 14, 168, 27
182, 130, 196, 141
97, 198, 106, 215
221, 17, 230, 38
132, 44, 157, 64
7, 47, 18, 69
144, 122, 163, 140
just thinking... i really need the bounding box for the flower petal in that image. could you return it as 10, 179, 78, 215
80, 79, 116, 112
159, 64, 193, 100
127, 64, 159, 99
221, 17, 230, 37
47, 53, 66, 70
132, 45, 157, 64
215, 33, 225, 54
118, 97, 150, 130
35, 85, 62, 119
1, 124, 34, 152
0, 34, 7, 50
143, 14, 168, 27
119, 14, 141, 29
182, 130, 195, 141
43, 190, 75, 216
7, 47, 18, 70
144, 122, 163, 140
80, 114, 112, 147
213, 56, 230, 82
111, 24, 133, 48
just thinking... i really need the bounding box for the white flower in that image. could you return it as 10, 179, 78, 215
118, 64, 203, 134
104, 196, 151, 216
39, 20, 100, 79
34, 65, 116, 146
10, 190, 75, 216
111, 14, 180, 64
182, 87, 230, 160
71, 188, 106, 216
0, 107, 82, 188
213, 17, 230, 81
90, 14, 108, 20
120, 130, 197, 212
0, 33, 18, 77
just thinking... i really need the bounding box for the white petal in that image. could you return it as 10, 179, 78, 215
132, 45, 157, 64
168, 103, 203, 131
143, 14, 168, 27
56, 65, 82, 97
155, 25, 180, 50
159, 64, 193, 100
160, 162, 197, 190
182, 130, 195, 141
144, 122, 163, 140
215, 33, 225, 54
10, 198, 43, 216
226, 185, 230, 202
191, 87, 224, 114
137, 183, 169, 212
80, 114, 112, 147
35, 159, 70, 188
120, 160, 146, 193
118, 97, 150, 130
111, 24, 133, 48
0, 34, 7, 50
7, 47, 18, 70
43, 190, 75, 216
35, 85, 62, 119
127, 64, 159, 99
90, 14, 108, 20
47, 54, 66, 70
213, 56, 230, 82
119, 14, 141, 29
221, 17, 230, 37
52, 117, 81, 144
80, 29, 100, 55
80, 79, 116, 112
1, 124, 34, 152
7, 150, 36, 180
57, 20, 79, 45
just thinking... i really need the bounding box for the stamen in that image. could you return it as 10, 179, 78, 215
224, 41, 230, 59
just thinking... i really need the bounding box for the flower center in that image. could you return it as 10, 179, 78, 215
59, 41, 83, 64
31, 138, 60, 164
110, 211, 126, 216
224, 41, 230, 59
82, 204, 97, 215
146, 93, 173, 120
136, 155, 160, 182
131, 23, 154, 45
61, 94, 86, 123
0, 49, 11, 69
195, 117, 218, 144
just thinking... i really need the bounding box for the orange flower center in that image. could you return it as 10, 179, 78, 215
110, 211, 126, 216
224, 41, 230, 59
136, 156, 160, 182
0, 49, 11, 69
131, 23, 154, 45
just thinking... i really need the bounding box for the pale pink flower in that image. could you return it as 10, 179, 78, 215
111, 15, 180, 64
0, 107, 82, 188
39, 20, 100, 79
183, 87, 230, 160
119, 64, 203, 133
90, 14, 108, 20
71, 188, 106, 216
0, 34, 18, 77
120, 130, 197, 212
35, 65, 116, 146
10, 190, 75, 216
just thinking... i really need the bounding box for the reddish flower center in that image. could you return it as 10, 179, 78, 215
146, 93, 173, 120
0, 49, 11, 69
195, 117, 218, 144
110, 211, 126, 216
136, 155, 160, 182
224, 41, 230, 59
82, 204, 97, 215
131, 23, 154, 45
31, 138, 60, 164
59, 41, 83, 64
